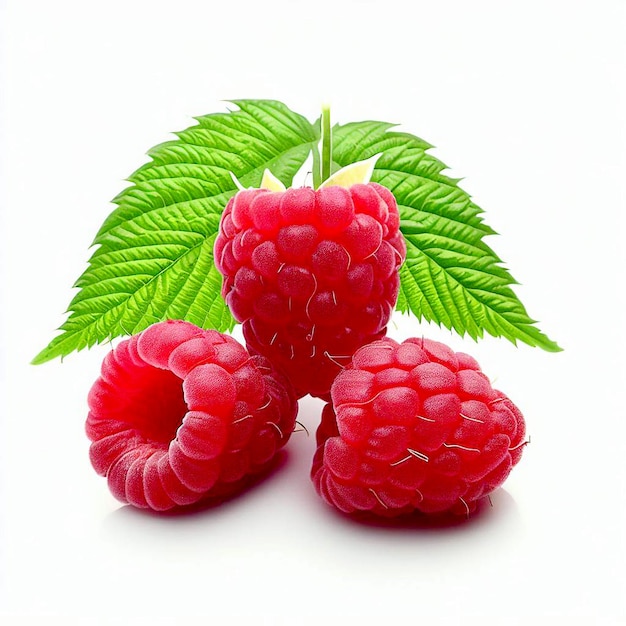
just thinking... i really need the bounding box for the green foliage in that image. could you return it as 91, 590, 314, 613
33, 100, 317, 364
34, 100, 559, 364
332, 121, 560, 352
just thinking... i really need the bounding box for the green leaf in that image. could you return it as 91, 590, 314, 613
332, 121, 561, 352
33, 100, 317, 364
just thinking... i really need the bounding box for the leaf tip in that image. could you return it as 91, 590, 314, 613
542, 338, 564, 353
31, 347, 53, 366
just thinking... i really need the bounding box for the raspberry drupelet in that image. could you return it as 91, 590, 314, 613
311, 337, 527, 517
86, 320, 298, 511
214, 183, 406, 400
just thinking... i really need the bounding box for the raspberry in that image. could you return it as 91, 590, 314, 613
311, 337, 527, 517
86, 320, 297, 511
214, 183, 406, 399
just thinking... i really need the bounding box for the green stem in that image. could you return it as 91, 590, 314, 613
320, 104, 331, 185
311, 141, 321, 189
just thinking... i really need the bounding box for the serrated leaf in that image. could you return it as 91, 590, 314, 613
332, 121, 560, 352
33, 100, 317, 364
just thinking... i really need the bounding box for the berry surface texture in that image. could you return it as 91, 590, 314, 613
86, 320, 298, 511
312, 337, 526, 517
214, 183, 407, 400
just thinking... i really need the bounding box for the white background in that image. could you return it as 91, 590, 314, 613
1, 0, 625, 623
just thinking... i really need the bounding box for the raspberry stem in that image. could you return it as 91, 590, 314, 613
320, 104, 332, 185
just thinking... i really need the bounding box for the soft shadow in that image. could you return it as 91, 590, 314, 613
104, 449, 290, 527
320, 488, 520, 535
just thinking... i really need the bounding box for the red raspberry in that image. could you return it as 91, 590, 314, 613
214, 183, 406, 399
311, 337, 527, 517
86, 320, 297, 511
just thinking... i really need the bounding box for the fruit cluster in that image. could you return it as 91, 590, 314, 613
87, 320, 297, 510
311, 337, 525, 517
214, 183, 406, 399
87, 180, 526, 518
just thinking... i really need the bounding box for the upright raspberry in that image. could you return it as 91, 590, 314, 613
311, 337, 527, 517
86, 320, 297, 511
214, 183, 406, 399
